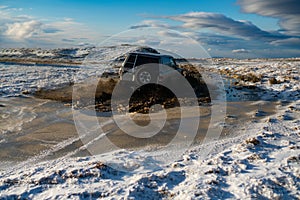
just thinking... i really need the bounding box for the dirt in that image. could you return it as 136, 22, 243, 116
34, 65, 211, 113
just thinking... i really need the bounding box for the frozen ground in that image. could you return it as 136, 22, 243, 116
0, 51, 299, 199
0, 99, 299, 199
0, 64, 80, 97
0, 45, 155, 98
208, 59, 300, 101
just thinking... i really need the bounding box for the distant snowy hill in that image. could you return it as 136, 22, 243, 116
0, 47, 91, 60
0, 45, 160, 65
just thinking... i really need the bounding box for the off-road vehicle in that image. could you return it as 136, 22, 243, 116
119, 52, 185, 84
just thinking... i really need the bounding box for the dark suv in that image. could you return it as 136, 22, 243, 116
119, 52, 184, 84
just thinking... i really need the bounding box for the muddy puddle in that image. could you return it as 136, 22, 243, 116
0, 95, 280, 168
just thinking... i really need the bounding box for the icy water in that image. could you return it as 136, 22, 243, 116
0, 97, 76, 161
0, 96, 279, 167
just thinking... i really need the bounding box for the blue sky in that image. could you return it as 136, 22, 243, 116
0, 0, 299, 58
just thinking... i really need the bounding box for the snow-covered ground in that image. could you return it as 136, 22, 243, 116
0, 45, 157, 98
0, 99, 299, 199
208, 59, 300, 101
0, 64, 80, 97
0, 51, 299, 199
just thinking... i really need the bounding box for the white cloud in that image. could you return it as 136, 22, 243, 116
63, 17, 74, 22
157, 30, 186, 38
130, 20, 171, 29
270, 37, 300, 46
161, 12, 286, 41
0, 5, 8, 9
232, 48, 251, 53
0, 6, 100, 47
132, 10, 300, 58
5, 20, 42, 40
238, 0, 300, 36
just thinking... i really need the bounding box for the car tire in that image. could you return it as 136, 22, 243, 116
137, 70, 152, 84
135, 64, 159, 85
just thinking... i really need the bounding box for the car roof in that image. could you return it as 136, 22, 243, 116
128, 52, 174, 58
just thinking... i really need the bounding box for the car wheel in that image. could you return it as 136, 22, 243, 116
137, 70, 152, 84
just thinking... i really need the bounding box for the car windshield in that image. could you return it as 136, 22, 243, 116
135, 55, 159, 67
161, 56, 177, 68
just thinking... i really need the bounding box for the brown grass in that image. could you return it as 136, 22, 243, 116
269, 77, 281, 84
238, 73, 261, 83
